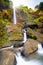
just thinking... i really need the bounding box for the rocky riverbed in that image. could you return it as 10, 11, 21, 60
0, 42, 43, 65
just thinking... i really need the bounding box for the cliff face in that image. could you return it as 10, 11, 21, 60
6, 23, 23, 41
16, 7, 43, 43
0, 1, 43, 47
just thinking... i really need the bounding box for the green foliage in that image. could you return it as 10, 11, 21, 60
34, 18, 39, 23
0, 19, 11, 25
18, 5, 28, 14
34, 16, 43, 23
27, 33, 37, 40
35, 5, 39, 9
17, 5, 31, 22
39, 2, 43, 11
17, 5, 34, 23
35, 2, 43, 11
0, 0, 10, 3
4, 0, 9, 3
0, 0, 10, 10
0, 19, 9, 46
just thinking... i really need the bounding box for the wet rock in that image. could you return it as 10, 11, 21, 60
41, 44, 43, 48
21, 39, 38, 57
0, 50, 16, 65
13, 41, 24, 48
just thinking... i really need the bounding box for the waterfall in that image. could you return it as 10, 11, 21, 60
14, 43, 43, 65
37, 43, 43, 55
11, 0, 16, 24
13, 6, 16, 24
0, 46, 13, 51
15, 51, 41, 65
22, 29, 27, 43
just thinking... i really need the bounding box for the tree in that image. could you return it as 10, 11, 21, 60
18, 5, 28, 13
0, 0, 10, 3
0, 0, 10, 10
39, 2, 43, 11
35, 5, 39, 9
35, 2, 43, 11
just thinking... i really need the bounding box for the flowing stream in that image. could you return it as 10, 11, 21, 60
0, 32, 43, 65
0, 0, 43, 65
37, 43, 43, 55
22, 29, 27, 43
0, 22, 43, 65
0, 46, 13, 51
15, 43, 43, 65
15, 29, 43, 65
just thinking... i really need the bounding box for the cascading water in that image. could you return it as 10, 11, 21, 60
4, 1, 43, 65
11, 0, 16, 24
0, 46, 13, 51
22, 29, 27, 43
13, 6, 16, 24
15, 51, 43, 65
37, 43, 43, 55
14, 43, 43, 65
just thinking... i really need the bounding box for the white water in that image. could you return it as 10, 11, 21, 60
22, 29, 27, 43
11, 0, 16, 24
13, 7, 16, 24
16, 52, 40, 65
0, 46, 13, 51
37, 43, 43, 55
15, 43, 43, 65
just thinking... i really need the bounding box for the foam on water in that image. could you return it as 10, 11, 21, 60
37, 43, 43, 55
0, 46, 13, 51
15, 43, 43, 65
15, 51, 42, 65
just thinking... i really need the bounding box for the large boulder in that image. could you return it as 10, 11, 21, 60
0, 50, 16, 65
21, 39, 38, 57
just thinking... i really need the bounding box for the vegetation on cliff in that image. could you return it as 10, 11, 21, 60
0, 20, 9, 47
0, 1, 43, 47
16, 2, 43, 43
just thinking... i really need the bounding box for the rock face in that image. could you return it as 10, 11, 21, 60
7, 23, 23, 41
13, 41, 24, 48
21, 39, 38, 57
0, 50, 16, 65
27, 28, 43, 43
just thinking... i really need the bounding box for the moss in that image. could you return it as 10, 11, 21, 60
34, 16, 43, 23
0, 19, 11, 25
0, 19, 10, 47
9, 31, 22, 41
27, 33, 37, 40
34, 18, 39, 23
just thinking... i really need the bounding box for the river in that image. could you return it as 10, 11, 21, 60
14, 43, 43, 65
0, 43, 43, 65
